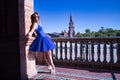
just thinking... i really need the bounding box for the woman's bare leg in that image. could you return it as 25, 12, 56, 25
43, 53, 52, 69
46, 50, 55, 74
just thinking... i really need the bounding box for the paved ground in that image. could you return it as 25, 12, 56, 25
30, 65, 120, 80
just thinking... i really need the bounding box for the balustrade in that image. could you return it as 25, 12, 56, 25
35, 37, 120, 70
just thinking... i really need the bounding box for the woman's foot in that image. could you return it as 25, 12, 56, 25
48, 65, 55, 74
50, 69, 55, 74
48, 65, 52, 70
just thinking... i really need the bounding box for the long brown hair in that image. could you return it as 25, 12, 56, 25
29, 12, 39, 37
30, 12, 39, 24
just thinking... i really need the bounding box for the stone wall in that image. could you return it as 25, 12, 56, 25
19, 0, 35, 79
0, 0, 35, 79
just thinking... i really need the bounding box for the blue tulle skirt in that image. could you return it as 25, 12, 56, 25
29, 37, 56, 52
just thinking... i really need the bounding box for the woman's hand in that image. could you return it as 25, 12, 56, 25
26, 34, 32, 39
32, 32, 38, 37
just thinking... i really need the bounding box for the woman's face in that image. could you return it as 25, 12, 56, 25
34, 14, 40, 23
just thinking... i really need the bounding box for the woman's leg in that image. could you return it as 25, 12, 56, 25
46, 50, 55, 74
43, 53, 52, 69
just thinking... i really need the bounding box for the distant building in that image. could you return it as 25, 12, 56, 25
67, 14, 75, 38
47, 14, 75, 38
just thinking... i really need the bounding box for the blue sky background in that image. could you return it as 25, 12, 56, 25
34, 0, 120, 33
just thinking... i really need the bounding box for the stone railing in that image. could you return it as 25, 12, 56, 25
35, 37, 120, 70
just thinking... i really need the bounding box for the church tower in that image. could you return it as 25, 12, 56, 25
68, 14, 75, 38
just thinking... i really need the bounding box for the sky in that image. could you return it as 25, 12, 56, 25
34, 0, 120, 33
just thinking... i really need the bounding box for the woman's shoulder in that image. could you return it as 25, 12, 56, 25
33, 22, 39, 29
38, 23, 42, 27
33, 22, 38, 26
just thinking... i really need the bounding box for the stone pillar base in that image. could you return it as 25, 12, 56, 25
27, 51, 37, 78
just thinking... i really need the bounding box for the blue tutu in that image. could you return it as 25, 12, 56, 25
29, 25, 56, 52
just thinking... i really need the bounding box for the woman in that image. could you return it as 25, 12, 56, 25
26, 12, 56, 74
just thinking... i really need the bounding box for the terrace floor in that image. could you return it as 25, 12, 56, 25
29, 65, 120, 80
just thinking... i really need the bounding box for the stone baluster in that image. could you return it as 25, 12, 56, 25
91, 41, 94, 62
103, 41, 107, 63
80, 41, 83, 61
110, 41, 113, 63
117, 42, 120, 64
55, 41, 58, 60
86, 41, 88, 62
74, 41, 78, 61
70, 41, 72, 61
97, 41, 101, 62
60, 41, 63, 60
64, 41, 67, 60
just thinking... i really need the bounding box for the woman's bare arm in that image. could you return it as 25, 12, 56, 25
26, 23, 38, 38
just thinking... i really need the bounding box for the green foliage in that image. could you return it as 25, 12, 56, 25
75, 27, 120, 38
76, 31, 82, 37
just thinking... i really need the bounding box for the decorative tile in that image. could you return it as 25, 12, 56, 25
37, 69, 113, 80
36, 74, 75, 80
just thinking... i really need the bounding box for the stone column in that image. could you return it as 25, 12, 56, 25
19, 0, 37, 79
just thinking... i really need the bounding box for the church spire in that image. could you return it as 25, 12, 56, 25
69, 13, 74, 26
68, 13, 75, 38
70, 13, 73, 22
70, 13, 73, 23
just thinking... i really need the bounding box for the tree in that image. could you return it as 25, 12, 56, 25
76, 31, 82, 37
84, 29, 91, 37
91, 31, 95, 37
95, 32, 101, 37
116, 31, 120, 36
75, 27, 120, 38
99, 26, 105, 33
85, 29, 91, 33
